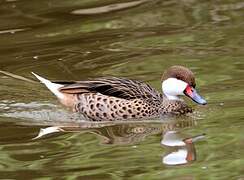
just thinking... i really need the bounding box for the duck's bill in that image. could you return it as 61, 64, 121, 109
184, 86, 207, 105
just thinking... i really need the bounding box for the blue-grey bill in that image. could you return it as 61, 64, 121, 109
184, 87, 207, 105
190, 89, 207, 105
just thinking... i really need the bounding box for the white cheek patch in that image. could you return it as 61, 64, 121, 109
162, 78, 188, 100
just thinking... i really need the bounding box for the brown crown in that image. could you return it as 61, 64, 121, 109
161, 66, 196, 87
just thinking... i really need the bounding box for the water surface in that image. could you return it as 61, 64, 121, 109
0, 0, 244, 179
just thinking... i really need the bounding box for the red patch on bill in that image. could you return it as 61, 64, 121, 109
186, 85, 193, 97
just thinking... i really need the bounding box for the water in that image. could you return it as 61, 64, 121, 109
0, 0, 244, 179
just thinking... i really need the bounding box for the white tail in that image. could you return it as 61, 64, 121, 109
32, 72, 65, 99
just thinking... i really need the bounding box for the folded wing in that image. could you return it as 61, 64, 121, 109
58, 77, 162, 101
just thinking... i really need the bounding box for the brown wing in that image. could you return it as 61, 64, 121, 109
58, 77, 162, 101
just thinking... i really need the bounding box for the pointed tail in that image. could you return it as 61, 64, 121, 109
32, 72, 65, 99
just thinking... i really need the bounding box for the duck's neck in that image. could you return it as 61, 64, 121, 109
159, 94, 191, 115
164, 94, 181, 101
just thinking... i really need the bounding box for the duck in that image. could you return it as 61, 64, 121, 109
32, 65, 206, 121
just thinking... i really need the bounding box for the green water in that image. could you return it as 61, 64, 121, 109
0, 0, 244, 179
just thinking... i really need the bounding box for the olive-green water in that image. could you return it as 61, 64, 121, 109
0, 0, 244, 179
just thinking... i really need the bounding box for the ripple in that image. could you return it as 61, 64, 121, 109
0, 28, 29, 35
71, 0, 149, 15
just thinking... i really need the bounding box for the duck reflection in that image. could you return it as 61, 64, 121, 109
34, 118, 205, 166
87, 119, 197, 145
74, 118, 205, 166
161, 131, 205, 165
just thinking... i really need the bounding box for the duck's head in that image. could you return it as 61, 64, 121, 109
161, 66, 207, 105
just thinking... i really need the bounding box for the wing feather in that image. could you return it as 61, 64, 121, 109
58, 77, 162, 101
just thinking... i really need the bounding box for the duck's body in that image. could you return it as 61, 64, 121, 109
60, 77, 192, 121
32, 66, 206, 121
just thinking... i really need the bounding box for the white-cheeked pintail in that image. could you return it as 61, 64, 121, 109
32, 66, 207, 121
